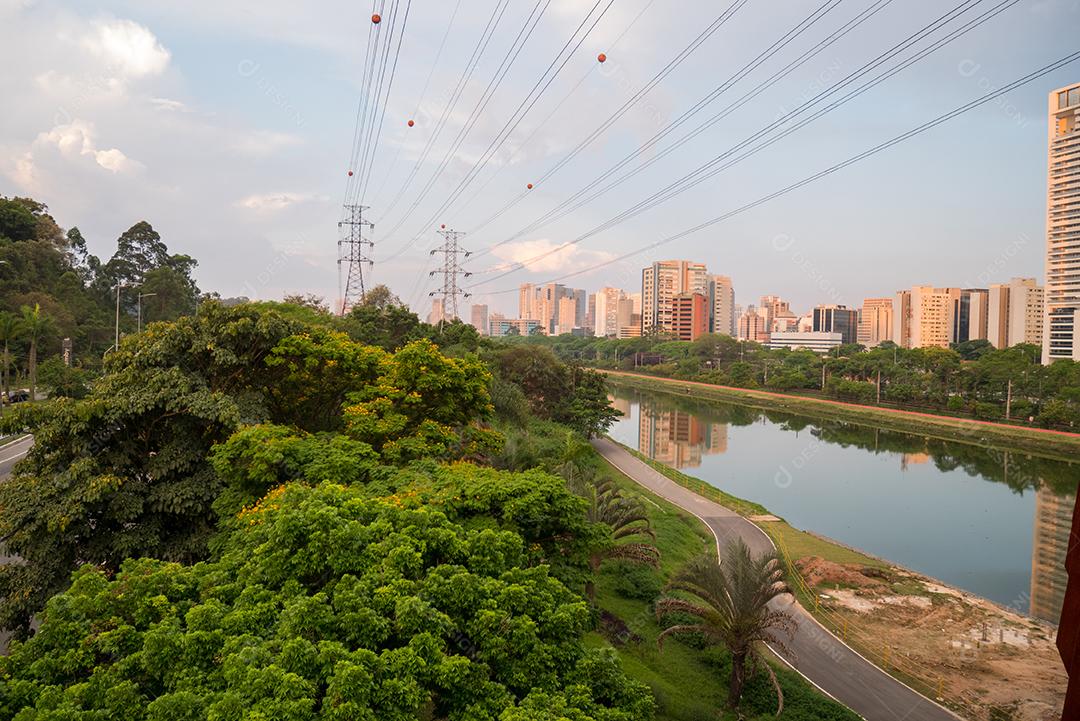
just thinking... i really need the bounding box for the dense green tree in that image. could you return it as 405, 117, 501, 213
0, 482, 654, 721
0, 304, 496, 633
0, 311, 22, 404
657, 540, 794, 712
345, 284, 427, 351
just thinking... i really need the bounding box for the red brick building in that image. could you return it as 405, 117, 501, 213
672, 292, 708, 341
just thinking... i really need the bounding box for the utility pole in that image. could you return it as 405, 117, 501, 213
338, 204, 374, 316
113, 282, 123, 352
821, 360, 827, 391
428, 227, 471, 323
876, 368, 882, 404
137, 292, 157, 333
1005, 378, 1013, 420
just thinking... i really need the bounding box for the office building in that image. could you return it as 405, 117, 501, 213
1043, 83, 1080, 363
988, 277, 1045, 348
672, 292, 709, 341
709, 275, 736, 336
737, 305, 768, 342
813, 304, 858, 344
893, 286, 987, 348
470, 304, 488, 335
489, 314, 544, 337
555, 296, 578, 335
519, 283, 537, 320
858, 298, 894, 346
594, 287, 625, 337
954, 288, 989, 343
428, 298, 446, 326
642, 260, 709, 334
759, 295, 794, 334
767, 331, 843, 354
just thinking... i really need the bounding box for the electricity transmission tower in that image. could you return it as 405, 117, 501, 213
429, 227, 471, 322
338, 204, 374, 315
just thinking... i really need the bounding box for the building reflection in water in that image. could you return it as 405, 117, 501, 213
638, 401, 728, 469
1031, 485, 1073, 624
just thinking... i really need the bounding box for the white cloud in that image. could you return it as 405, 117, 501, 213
236, 191, 325, 211
150, 97, 189, 112
10, 120, 142, 188
82, 19, 170, 80
232, 130, 303, 157
491, 239, 614, 274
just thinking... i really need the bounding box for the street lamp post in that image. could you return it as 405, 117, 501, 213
138, 293, 158, 333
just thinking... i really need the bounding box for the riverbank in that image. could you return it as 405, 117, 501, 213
616, 441, 1065, 721
603, 370, 1080, 462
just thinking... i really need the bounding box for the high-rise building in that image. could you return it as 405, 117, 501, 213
1043, 83, 1080, 363
758, 295, 792, 334
954, 288, 989, 344
429, 298, 448, 325
642, 260, 708, 334
574, 288, 588, 328
988, 277, 1045, 348
813, 304, 858, 344
556, 296, 578, 335
519, 283, 537, 320
893, 286, 987, 348
672, 292, 709, 341
470, 304, 489, 335
737, 305, 767, 342
594, 287, 625, 337
708, 275, 736, 336
858, 298, 894, 347
586, 293, 596, 333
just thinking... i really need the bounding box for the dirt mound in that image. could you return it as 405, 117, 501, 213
796, 556, 889, 592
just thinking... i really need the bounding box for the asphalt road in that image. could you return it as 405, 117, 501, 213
0, 434, 32, 654
593, 437, 962, 721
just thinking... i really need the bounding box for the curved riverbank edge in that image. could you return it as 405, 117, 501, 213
593, 437, 963, 721
602, 369, 1080, 462
604, 439, 1064, 720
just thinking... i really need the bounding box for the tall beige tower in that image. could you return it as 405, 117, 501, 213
987, 277, 1044, 349
858, 298, 894, 346
1043, 83, 1080, 363
641, 260, 708, 334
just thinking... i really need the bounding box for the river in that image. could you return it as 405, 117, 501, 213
607, 383, 1079, 624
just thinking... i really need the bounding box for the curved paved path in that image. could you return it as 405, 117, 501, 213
593, 437, 961, 721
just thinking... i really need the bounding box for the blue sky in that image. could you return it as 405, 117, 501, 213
1, 0, 1078, 317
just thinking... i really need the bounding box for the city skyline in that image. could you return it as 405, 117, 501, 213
1, 2, 1076, 314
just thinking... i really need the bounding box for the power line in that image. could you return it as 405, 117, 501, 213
455, 0, 660, 228
376, 0, 516, 224
470, 0, 844, 244
370, 0, 465, 208
471, 0, 1011, 285
471, 0, 882, 263
477, 50, 1080, 295
378, 0, 557, 253
393, 0, 622, 247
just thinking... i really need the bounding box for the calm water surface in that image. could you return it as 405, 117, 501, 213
608, 384, 1079, 623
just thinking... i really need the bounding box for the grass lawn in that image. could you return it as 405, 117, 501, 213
590, 453, 860, 721
761, 522, 887, 570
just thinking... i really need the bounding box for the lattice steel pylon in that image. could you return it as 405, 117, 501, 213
338, 204, 375, 315
429, 227, 471, 322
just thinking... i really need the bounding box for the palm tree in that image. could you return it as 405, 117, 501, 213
20, 304, 54, 403
0, 312, 22, 410
656, 539, 795, 714
571, 477, 660, 599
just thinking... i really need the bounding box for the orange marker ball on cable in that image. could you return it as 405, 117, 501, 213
597, 52, 607, 63
372, 13, 381, 24
407, 119, 414, 127
527, 183, 533, 190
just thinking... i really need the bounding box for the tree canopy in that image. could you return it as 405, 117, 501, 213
0, 482, 654, 721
